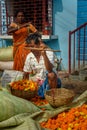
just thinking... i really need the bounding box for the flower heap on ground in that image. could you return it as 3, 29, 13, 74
40, 104, 87, 130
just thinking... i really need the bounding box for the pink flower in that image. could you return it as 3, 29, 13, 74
36, 79, 44, 86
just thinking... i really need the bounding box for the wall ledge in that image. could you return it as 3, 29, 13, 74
0, 35, 58, 40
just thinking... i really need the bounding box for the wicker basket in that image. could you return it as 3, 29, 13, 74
10, 88, 37, 100
44, 88, 75, 108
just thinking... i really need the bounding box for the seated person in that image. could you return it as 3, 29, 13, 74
23, 33, 61, 98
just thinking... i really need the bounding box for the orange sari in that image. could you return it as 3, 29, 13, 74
10, 22, 37, 71
10, 22, 37, 57
13, 43, 30, 71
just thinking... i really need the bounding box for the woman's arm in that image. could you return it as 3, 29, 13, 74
7, 26, 19, 35
7, 22, 31, 35
7, 23, 38, 35
28, 23, 37, 33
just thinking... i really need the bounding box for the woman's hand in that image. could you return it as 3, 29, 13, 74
24, 22, 31, 27
20, 22, 31, 28
7, 22, 31, 34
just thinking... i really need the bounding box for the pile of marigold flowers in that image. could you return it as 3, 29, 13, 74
10, 79, 38, 91
30, 96, 48, 106
40, 104, 87, 130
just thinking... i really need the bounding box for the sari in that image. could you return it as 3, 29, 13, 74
10, 22, 37, 71
13, 43, 30, 71
10, 22, 37, 57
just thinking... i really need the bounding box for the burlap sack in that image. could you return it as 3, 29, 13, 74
0, 88, 40, 122
0, 61, 13, 70
0, 46, 13, 61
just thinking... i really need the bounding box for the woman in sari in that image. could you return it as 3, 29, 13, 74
7, 10, 38, 71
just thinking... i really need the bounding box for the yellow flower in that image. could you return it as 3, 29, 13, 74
67, 127, 72, 130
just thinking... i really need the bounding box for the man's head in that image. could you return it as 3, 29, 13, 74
26, 33, 42, 46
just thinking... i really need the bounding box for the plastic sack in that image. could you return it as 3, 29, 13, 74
1, 70, 24, 87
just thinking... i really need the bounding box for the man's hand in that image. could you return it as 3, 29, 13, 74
39, 43, 47, 56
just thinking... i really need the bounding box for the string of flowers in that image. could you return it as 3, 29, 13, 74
30, 96, 48, 106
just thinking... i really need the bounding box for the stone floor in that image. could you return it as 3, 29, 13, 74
58, 71, 87, 97
62, 78, 87, 94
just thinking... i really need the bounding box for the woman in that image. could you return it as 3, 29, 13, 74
23, 33, 61, 98
7, 10, 38, 70
7, 10, 38, 57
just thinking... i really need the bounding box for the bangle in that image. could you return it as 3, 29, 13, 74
17, 25, 20, 30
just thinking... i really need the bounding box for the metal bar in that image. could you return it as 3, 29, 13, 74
78, 30, 80, 70
5, 0, 8, 29
69, 23, 87, 73
68, 31, 71, 73
70, 22, 87, 34
73, 33, 75, 72
42, 0, 46, 32
83, 26, 86, 66
33, 0, 37, 26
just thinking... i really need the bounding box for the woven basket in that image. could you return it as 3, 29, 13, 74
44, 88, 75, 108
10, 88, 37, 100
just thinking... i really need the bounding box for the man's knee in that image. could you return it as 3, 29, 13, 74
48, 72, 57, 80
